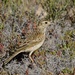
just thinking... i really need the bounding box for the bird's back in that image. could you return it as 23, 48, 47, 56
16, 30, 45, 52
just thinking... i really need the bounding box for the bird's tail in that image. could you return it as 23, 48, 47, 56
4, 50, 24, 65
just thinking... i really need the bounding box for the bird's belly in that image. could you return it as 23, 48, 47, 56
25, 39, 44, 52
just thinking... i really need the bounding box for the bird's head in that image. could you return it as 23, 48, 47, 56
38, 21, 51, 33
41, 21, 50, 27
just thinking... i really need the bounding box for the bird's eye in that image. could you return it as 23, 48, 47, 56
45, 22, 47, 24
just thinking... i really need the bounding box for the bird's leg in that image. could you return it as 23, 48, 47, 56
29, 50, 36, 65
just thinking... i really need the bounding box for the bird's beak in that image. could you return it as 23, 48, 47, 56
48, 21, 53, 26
47, 21, 51, 26
49, 23, 51, 26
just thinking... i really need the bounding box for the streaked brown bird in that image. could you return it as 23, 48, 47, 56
4, 21, 51, 65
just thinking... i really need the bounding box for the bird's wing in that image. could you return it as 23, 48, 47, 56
19, 31, 44, 48
17, 36, 45, 51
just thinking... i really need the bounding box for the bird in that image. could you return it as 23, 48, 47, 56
4, 21, 51, 65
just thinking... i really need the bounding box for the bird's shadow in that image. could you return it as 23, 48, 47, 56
14, 52, 29, 62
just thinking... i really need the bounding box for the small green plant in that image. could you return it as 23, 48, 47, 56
42, 0, 75, 20
62, 68, 72, 74
0, 23, 4, 30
